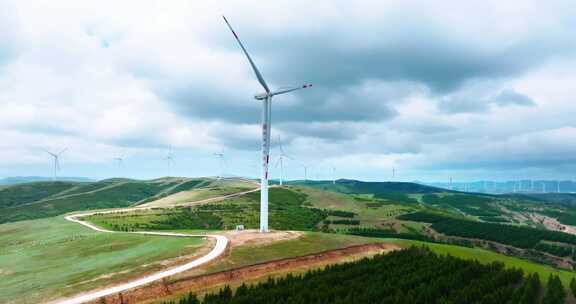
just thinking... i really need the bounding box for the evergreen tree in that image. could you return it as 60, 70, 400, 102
570, 277, 576, 298
541, 275, 565, 304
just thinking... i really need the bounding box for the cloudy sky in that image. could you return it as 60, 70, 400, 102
1, 0, 575, 182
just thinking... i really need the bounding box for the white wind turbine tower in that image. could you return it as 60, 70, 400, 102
224, 16, 313, 233
43, 148, 67, 181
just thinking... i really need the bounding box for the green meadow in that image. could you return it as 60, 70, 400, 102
0, 216, 204, 304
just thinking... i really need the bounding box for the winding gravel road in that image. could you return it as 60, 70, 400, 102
53, 207, 230, 304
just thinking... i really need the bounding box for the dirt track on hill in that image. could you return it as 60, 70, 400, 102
84, 242, 400, 304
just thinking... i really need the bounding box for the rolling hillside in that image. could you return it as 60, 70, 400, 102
0, 181, 81, 208
0, 177, 214, 224
5, 178, 576, 303
289, 179, 449, 195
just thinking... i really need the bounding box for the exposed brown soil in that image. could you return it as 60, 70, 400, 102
219, 229, 303, 248
86, 242, 400, 304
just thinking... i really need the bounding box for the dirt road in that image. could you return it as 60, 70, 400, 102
52, 205, 231, 303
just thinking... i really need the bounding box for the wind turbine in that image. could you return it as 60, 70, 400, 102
213, 152, 225, 180
274, 135, 291, 186
224, 16, 313, 233
114, 155, 124, 169
164, 146, 174, 177
43, 148, 67, 181
303, 165, 309, 181
331, 167, 336, 185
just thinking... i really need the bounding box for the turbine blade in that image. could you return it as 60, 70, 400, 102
271, 84, 313, 96
277, 135, 285, 154
57, 148, 67, 156
222, 16, 270, 93
42, 148, 56, 157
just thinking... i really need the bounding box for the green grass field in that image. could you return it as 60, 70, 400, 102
0, 216, 204, 304
139, 182, 255, 208
297, 186, 416, 230
206, 232, 384, 273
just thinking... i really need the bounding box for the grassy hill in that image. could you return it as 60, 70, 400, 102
0, 181, 81, 208
0, 178, 215, 224
0, 216, 204, 304
289, 179, 448, 195
5, 177, 576, 303
507, 193, 576, 206
86, 187, 328, 232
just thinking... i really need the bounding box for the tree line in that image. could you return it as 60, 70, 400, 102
162, 246, 571, 304
399, 212, 576, 250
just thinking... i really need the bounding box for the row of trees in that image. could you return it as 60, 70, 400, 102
421, 194, 500, 217
399, 212, 576, 249
347, 227, 437, 243
164, 247, 565, 304
324, 219, 360, 225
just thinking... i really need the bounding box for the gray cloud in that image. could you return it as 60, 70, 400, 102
279, 122, 358, 141
438, 86, 537, 114
493, 89, 536, 106
161, 82, 402, 125
233, 17, 576, 96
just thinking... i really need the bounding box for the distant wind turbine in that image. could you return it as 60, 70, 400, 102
331, 167, 336, 185
114, 155, 124, 169
43, 148, 67, 181
274, 135, 291, 186
224, 16, 313, 233
114, 151, 125, 170
164, 146, 174, 177
213, 152, 225, 180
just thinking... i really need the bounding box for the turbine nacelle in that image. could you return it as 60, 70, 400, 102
254, 93, 268, 100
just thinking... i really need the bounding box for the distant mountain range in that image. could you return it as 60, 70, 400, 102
425, 180, 576, 194
0, 176, 94, 185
